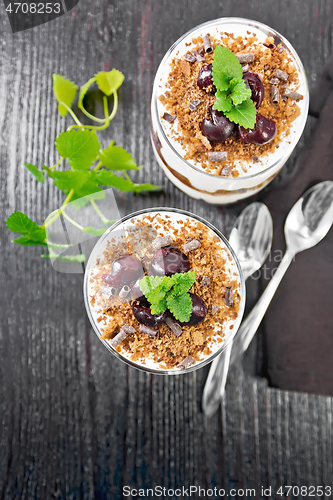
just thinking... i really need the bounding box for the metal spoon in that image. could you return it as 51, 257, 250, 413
202, 202, 273, 418
203, 181, 333, 418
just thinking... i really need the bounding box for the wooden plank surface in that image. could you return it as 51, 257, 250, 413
0, 0, 332, 498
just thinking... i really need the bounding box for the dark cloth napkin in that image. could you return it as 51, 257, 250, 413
259, 60, 333, 396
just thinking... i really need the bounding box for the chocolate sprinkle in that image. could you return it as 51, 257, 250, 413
203, 34, 213, 53
269, 77, 280, 85
189, 99, 201, 112
274, 68, 289, 81
162, 112, 177, 123
122, 324, 136, 335
151, 235, 173, 250
252, 156, 259, 162
183, 238, 201, 253
221, 166, 232, 176
139, 324, 158, 337
270, 85, 279, 104
99, 285, 117, 299
242, 64, 249, 72
119, 284, 131, 299
201, 276, 210, 286
110, 328, 128, 347
282, 88, 303, 100
225, 286, 233, 306
177, 356, 195, 369
164, 316, 182, 337
211, 304, 220, 315
208, 151, 227, 162
185, 52, 196, 63
192, 49, 204, 62
236, 53, 255, 63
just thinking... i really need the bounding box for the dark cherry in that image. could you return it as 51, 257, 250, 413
238, 113, 276, 145
243, 72, 265, 108
150, 246, 190, 277
130, 275, 145, 300
132, 299, 166, 327
103, 254, 144, 287
197, 63, 214, 90
201, 107, 235, 143
179, 293, 208, 326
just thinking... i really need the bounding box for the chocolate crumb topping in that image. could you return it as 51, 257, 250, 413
139, 324, 158, 337
165, 316, 183, 337
183, 238, 201, 252
236, 52, 255, 63
274, 68, 289, 81
177, 356, 195, 369
225, 286, 233, 306
208, 151, 227, 162
270, 85, 279, 104
162, 112, 177, 123
282, 88, 303, 100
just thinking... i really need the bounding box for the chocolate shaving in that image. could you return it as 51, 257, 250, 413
162, 112, 177, 123
192, 49, 204, 62
236, 53, 255, 63
270, 85, 279, 104
122, 324, 136, 335
177, 356, 195, 369
211, 304, 220, 315
225, 286, 233, 306
274, 68, 289, 81
119, 284, 131, 299
282, 88, 303, 100
208, 151, 227, 162
252, 156, 259, 163
269, 77, 280, 85
164, 316, 182, 337
183, 238, 201, 253
189, 99, 201, 112
221, 166, 231, 176
110, 328, 128, 347
242, 64, 249, 72
99, 285, 117, 299
203, 34, 213, 53
185, 52, 196, 63
151, 235, 173, 250
139, 324, 158, 337
198, 46, 205, 55
201, 276, 210, 286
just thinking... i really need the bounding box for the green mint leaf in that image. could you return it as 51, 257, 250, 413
224, 98, 257, 128
41, 253, 86, 263
171, 271, 196, 295
13, 236, 46, 246
24, 163, 45, 183
55, 130, 100, 171
139, 275, 173, 307
166, 293, 192, 323
212, 45, 243, 92
78, 76, 96, 109
6, 211, 46, 244
93, 170, 161, 193
99, 142, 141, 171
95, 69, 124, 96
213, 90, 233, 113
150, 297, 167, 315
81, 226, 107, 236
230, 78, 251, 105
49, 170, 102, 201
52, 74, 78, 117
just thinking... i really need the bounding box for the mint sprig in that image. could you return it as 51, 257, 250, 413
139, 271, 196, 322
212, 45, 256, 129
6, 70, 161, 264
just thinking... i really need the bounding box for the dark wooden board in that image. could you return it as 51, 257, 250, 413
0, 0, 332, 498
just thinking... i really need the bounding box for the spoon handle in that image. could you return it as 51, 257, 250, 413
202, 341, 232, 417
230, 249, 295, 366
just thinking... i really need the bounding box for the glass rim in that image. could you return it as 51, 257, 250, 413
152, 16, 309, 182
83, 207, 246, 375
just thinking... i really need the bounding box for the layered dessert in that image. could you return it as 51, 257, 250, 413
84, 209, 245, 373
151, 18, 309, 204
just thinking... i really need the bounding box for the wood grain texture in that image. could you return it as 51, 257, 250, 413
0, 0, 332, 498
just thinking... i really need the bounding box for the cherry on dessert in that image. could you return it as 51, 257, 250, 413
132, 299, 166, 327
179, 293, 208, 326
238, 113, 276, 145
150, 246, 190, 276
197, 63, 214, 90
243, 72, 265, 108
201, 107, 235, 143
103, 254, 144, 287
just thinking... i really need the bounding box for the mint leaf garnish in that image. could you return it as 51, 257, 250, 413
95, 69, 125, 96
93, 170, 161, 193
55, 130, 100, 171
224, 98, 257, 129
166, 293, 192, 323
99, 142, 141, 171
78, 76, 96, 109
24, 163, 45, 183
138, 271, 196, 321
48, 170, 102, 201
6, 211, 47, 246
52, 74, 78, 117
212, 45, 257, 128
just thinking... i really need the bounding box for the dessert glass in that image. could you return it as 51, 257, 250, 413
83, 208, 246, 374
150, 17, 309, 204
